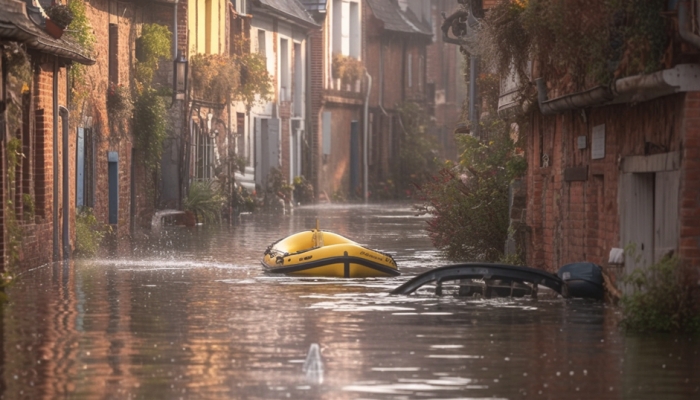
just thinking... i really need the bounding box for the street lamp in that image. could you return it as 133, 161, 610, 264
173, 51, 188, 101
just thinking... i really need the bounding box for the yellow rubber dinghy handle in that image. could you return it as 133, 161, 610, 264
313, 219, 324, 248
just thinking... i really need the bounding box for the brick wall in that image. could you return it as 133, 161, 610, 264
6, 1, 187, 270
526, 94, 687, 273
81, 0, 182, 237
680, 91, 700, 289
426, 0, 464, 161
318, 103, 361, 197
0, 136, 4, 269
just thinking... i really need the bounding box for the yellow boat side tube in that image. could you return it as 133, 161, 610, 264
262, 230, 399, 278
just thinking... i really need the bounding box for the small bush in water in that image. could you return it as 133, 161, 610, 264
621, 256, 700, 334
184, 181, 225, 224
75, 208, 108, 257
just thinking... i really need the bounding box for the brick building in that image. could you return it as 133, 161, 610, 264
525, 72, 700, 278
301, 0, 458, 201
462, 0, 700, 291
425, 0, 467, 161
75, 0, 187, 235
1, 0, 94, 269
363, 0, 432, 192
301, 0, 367, 200
1, 0, 189, 271
244, 0, 317, 194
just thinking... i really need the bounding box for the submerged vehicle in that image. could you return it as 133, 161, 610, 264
390, 262, 606, 300
557, 262, 605, 300
390, 263, 565, 297
262, 226, 399, 278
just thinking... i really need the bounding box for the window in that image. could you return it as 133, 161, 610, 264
332, 0, 360, 58
280, 38, 289, 101
109, 24, 118, 83
407, 54, 412, 87
194, 125, 215, 180
108, 152, 119, 225
257, 29, 266, 55
293, 43, 303, 116
418, 56, 423, 91
322, 111, 332, 156
349, 1, 359, 58
233, 0, 247, 14
236, 112, 246, 157
205, 0, 213, 54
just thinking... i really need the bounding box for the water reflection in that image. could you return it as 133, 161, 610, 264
2, 203, 699, 399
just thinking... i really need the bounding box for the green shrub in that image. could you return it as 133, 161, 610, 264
396, 102, 441, 197
621, 256, 700, 334
234, 52, 273, 109
184, 181, 225, 224
133, 89, 167, 173
233, 185, 257, 213
22, 193, 35, 220
134, 23, 171, 91
481, 0, 669, 95
75, 207, 107, 257
293, 176, 315, 205
191, 53, 240, 104
332, 53, 363, 85
414, 115, 526, 261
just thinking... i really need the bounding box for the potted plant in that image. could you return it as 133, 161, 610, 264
45, 3, 74, 38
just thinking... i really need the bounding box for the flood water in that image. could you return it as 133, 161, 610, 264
2, 203, 699, 399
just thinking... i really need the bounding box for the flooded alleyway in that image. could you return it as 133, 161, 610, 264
2, 203, 699, 399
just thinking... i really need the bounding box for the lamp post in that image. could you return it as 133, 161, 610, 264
173, 51, 188, 102
173, 51, 188, 209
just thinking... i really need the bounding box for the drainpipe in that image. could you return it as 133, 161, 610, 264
173, 0, 179, 57
536, 77, 614, 115
468, 54, 478, 136
378, 38, 388, 116
536, 64, 700, 114
52, 60, 59, 261
679, 0, 700, 49
59, 105, 70, 259
363, 70, 372, 203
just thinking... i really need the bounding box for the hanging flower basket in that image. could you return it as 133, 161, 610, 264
45, 4, 74, 29
107, 83, 133, 120
45, 18, 64, 39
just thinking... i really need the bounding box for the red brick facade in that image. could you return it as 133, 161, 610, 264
681, 91, 700, 278
525, 92, 699, 289
426, 0, 465, 161
1, 0, 186, 272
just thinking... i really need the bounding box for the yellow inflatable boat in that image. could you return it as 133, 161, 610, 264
262, 228, 399, 278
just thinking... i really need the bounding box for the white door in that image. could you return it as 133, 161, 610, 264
620, 172, 655, 276
654, 170, 680, 261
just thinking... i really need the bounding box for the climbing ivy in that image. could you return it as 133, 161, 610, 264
1, 43, 31, 274
191, 53, 240, 104
133, 89, 167, 175
66, 0, 95, 89
396, 101, 441, 197
414, 115, 527, 261
233, 52, 273, 109
130, 23, 171, 205
134, 23, 172, 93
481, 0, 669, 95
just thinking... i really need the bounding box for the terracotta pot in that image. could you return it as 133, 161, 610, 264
45, 19, 64, 39
183, 210, 197, 227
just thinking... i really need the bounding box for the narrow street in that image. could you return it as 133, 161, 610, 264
2, 204, 698, 399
